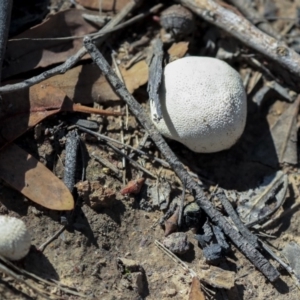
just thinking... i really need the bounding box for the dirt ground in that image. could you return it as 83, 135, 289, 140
1, 0, 300, 299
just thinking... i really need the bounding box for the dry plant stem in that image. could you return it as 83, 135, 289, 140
178, 0, 300, 78
0, 0, 143, 94
0, 254, 87, 297
84, 37, 280, 282
0, 258, 52, 299
78, 125, 170, 167
38, 226, 66, 252
226, 0, 281, 40
0, 0, 12, 84
91, 153, 122, 179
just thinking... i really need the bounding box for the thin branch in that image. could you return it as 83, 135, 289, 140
83, 37, 280, 282
178, 0, 300, 78
0, 0, 144, 94
0, 0, 13, 85
226, 0, 282, 40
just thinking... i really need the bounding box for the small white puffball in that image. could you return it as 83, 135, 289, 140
0, 216, 31, 260
150, 56, 247, 153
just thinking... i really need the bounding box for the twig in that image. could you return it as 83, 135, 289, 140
38, 225, 66, 252
64, 130, 80, 192
0, 255, 87, 298
217, 192, 258, 248
259, 240, 300, 288
83, 37, 280, 282
155, 240, 197, 277
178, 0, 300, 79
91, 152, 122, 179
0, 258, 52, 299
112, 52, 127, 185
0, 0, 144, 94
8, 4, 163, 42
77, 125, 170, 167
0, 0, 12, 85
106, 142, 157, 178
226, 0, 282, 40
178, 177, 186, 228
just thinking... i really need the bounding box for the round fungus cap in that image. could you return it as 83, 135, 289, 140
0, 216, 31, 260
150, 56, 247, 153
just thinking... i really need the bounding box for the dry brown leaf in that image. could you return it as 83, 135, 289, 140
253, 96, 300, 167
43, 60, 148, 104
4, 9, 99, 78
188, 277, 205, 300
0, 144, 74, 210
0, 84, 121, 149
168, 42, 189, 61
77, 0, 131, 11
164, 207, 179, 236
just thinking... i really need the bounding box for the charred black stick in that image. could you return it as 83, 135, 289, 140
217, 192, 258, 248
83, 37, 280, 282
64, 130, 80, 192
0, 0, 12, 85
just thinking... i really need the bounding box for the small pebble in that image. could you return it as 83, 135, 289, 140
163, 232, 190, 254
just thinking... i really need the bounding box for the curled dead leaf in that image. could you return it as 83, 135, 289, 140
121, 178, 145, 195
4, 9, 99, 78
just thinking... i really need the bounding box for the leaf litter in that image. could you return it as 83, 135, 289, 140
1, 0, 300, 299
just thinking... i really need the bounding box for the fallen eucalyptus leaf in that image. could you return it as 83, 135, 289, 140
282, 242, 300, 279
0, 84, 121, 149
4, 9, 98, 78
43, 60, 149, 104
0, 144, 74, 210
237, 171, 288, 226
253, 96, 300, 167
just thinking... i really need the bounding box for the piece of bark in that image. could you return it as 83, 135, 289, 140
147, 38, 163, 120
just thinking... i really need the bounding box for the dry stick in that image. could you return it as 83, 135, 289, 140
83, 37, 280, 282
217, 192, 258, 248
0, 259, 52, 300
0, 255, 87, 298
0, 0, 144, 94
91, 152, 122, 179
0, 0, 12, 85
178, 0, 300, 78
77, 125, 170, 167
226, 0, 282, 40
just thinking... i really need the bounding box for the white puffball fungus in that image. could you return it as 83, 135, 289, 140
150, 56, 247, 153
0, 216, 31, 260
